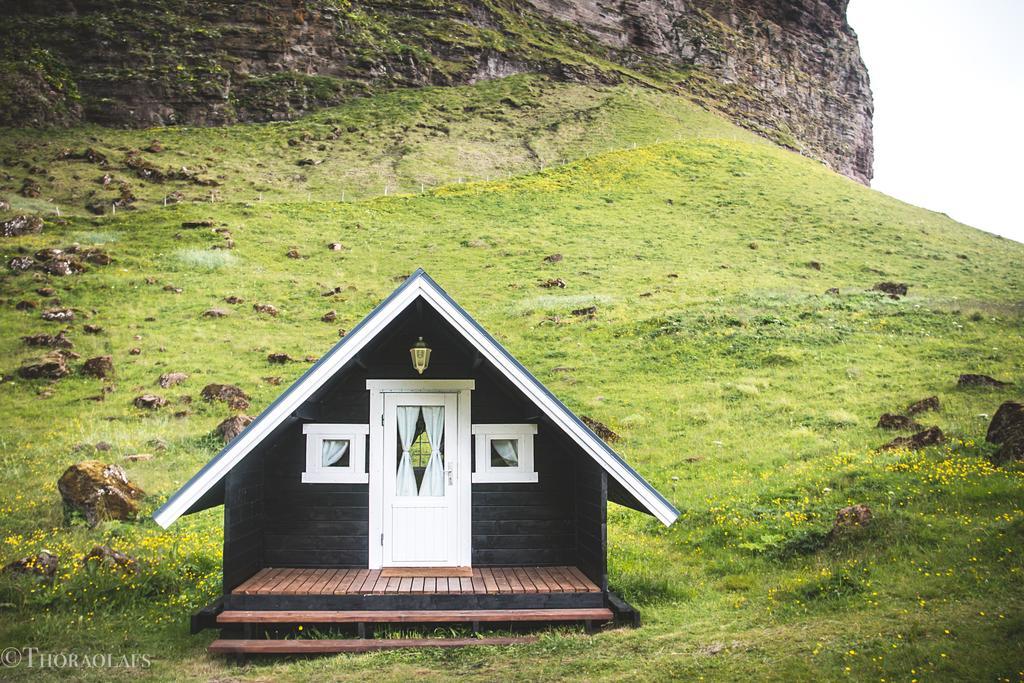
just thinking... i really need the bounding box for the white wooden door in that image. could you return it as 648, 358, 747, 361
381, 392, 462, 566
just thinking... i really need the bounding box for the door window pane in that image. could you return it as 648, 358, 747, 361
395, 406, 446, 496
403, 427, 439, 489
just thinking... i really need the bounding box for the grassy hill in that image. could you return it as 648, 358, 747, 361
1, 75, 1022, 681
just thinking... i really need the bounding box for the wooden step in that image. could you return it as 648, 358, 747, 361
218, 607, 614, 624
209, 636, 537, 655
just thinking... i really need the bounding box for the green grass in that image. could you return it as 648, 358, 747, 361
0, 76, 753, 214
0, 77, 1022, 681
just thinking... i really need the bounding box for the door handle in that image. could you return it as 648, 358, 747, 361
446, 470, 453, 485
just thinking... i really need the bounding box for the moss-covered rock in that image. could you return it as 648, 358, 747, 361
57, 460, 144, 527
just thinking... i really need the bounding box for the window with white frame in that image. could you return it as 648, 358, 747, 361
471, 424, 538, 483
302, 424, 370, 484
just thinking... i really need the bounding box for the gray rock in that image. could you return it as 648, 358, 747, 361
158, 372, 189, 388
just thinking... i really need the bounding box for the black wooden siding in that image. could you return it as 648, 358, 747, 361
261, 421, 370, 568
470, 426, 576, 566
223, 454, 264, 592
223, 298, 610, 588
574, 456, 609, 590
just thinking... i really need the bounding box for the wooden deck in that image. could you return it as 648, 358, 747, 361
233, 566, 601, 596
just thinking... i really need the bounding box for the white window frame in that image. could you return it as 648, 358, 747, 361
301, 423, 370, 484
471, 424, 538, 483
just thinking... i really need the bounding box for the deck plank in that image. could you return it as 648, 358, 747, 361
209, 636, 539, 654
335, 569, 361, 595
492, 569, 512, 594
560, 566, 583, 590
311, 569, 338, 595
322, 569, 349, 595
250, 567, 279, 594
521, 567, 546, 592
512, 567, 538, 593
271, 570, 296, 595
278, 568, 312, 595
546, 566, 572, 592
294, 568, 327, 595
235, 568, 272, 595
423, 577, 436, 593
549, 566, 573, 591
565, 566, 599, 592
358, 569, 380, 593
563, 566, 591, 592
535, 567, 559, 591
480, 568, 499, 594
257, 568, 294, 595
502, 568, 524, 593
551, 567, 576, 592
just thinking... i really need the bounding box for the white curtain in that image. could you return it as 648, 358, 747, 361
322, 439, 349, 467
396, 406, 419, 497
492, 439, 518, 467
419, 406, 446, 497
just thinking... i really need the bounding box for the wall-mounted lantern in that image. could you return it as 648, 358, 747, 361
410, 337, 431, 375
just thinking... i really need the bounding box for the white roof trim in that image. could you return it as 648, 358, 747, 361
153, 270, 679, 528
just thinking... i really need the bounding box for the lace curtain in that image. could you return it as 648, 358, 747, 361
321, 439, 349, 467
419, 406, 445, 496
395, 406, 419, 497
491, 439, 518, 467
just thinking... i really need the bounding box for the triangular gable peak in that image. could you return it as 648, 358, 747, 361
153, 270, 679, 528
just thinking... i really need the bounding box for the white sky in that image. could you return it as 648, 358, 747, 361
847, 0, 1024, 243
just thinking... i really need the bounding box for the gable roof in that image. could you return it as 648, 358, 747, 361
153, 270, 679, 528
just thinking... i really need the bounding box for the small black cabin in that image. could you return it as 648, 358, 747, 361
155, 270, 678, 651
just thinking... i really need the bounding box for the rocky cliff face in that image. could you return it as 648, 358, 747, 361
523, 0, 873, 182
0, 0, 872, 182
